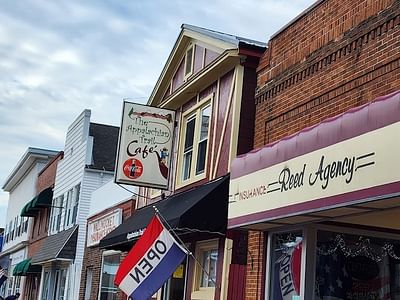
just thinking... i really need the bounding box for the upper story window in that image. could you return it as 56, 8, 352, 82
184, 44, 194, 79
178, 97, 212, 185
64, 184, 80, 229
50, 195, 64, 234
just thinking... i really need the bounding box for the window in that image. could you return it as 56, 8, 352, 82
179, 100, 212, 185
184, 44, 194, 79
71, 184, 80, 225
50, 195, 64, 233
64, 189, 73, 228
315, 230, 400, 299
84, 268, 93, 300
99, 252, 120, 300
41, 271, 50, 300
192, 240, 218, 299
64, 184, 80, 228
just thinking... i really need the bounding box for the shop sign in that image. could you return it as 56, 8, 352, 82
87, 209, 122, 247
11, 249, 25, 265
229, 121, 400, 225
115, 101, 175, 189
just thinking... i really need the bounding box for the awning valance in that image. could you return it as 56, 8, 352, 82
12, 259, 41, 276
20, 187, 53, 217
99, 175, 229, 251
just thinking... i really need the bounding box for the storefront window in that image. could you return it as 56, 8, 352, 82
41, 271, 50, 300
315, 230, 400, 300
99, 252, 120, 300
270, 231, 302, 300
200, 248, 218, 288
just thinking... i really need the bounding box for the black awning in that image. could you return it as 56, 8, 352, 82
99, 175, 229, 250
30, 225, 78, 264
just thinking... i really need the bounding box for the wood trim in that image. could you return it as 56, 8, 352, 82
210, 79, 220, 180
213, 68, 237, 179
228, 65, 244, 170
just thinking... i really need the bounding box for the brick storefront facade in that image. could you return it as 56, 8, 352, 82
79, 199, 135, 300
246, 0, 400, 298
24, 151, 63, 300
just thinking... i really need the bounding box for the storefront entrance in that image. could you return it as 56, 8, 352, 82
266, 221, 400, 300
161, 257, 187, 300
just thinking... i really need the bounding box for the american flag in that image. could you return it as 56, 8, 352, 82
0, 268, 7, 288
316, 250, 392, 300
315, 251, 352, 300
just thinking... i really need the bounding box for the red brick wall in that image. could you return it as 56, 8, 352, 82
247, 0, 400, 299
79, 199, 135, 300
254, 0, 399, 147
36, 151, 63, 192
245, 231, 265, 300
28, 152, 63, 258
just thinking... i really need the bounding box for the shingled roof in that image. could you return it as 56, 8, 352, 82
87, 123, 119, 172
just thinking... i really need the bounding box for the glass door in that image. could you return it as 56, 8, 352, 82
162, 257, 187, 300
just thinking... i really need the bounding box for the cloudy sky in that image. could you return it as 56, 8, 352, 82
0, 0, 315, 227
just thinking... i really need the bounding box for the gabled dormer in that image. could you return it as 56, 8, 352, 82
145, 24, 266, 193
149, 24, 266, 109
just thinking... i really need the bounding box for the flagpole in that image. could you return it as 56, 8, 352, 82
152, 206, 217, 286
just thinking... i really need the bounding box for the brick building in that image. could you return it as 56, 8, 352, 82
79, 195, 135, 300
227, 0, 400, 299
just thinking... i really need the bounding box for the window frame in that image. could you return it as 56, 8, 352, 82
191, 239, 219, 300
98, 250, 121, 300
176, 96, 213, 187
184, 43, 195, 80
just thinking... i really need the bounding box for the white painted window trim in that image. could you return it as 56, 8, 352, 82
176, 95, 213, 188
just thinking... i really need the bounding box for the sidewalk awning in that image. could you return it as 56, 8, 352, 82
99, 175, 229, 251
12, 259, 41, 276
20, 187, 53, 217
30, 225, 78, 264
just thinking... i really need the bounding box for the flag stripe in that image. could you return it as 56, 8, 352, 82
114, 216, 164, 285
130, 243, 186, 300
118, 228, 176, 293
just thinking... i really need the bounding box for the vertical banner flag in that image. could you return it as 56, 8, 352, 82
274, 241, 302, 300
115, 101, 175, 189
114, 215, 187, 300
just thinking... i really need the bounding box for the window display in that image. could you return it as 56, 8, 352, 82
315, 230, 400, 300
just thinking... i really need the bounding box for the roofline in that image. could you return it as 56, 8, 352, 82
2, 148, 59, 191
148, 24, 266, 106
270, 0, 325, 39
38, 151, 64, 177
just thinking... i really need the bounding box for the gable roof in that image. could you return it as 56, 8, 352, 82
2, 148, 59, 191
87, 123, 119, 172
182, 24, 266, 48
148, 24, 266, 107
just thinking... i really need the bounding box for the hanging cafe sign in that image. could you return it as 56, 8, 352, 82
115, 101, 175, 189
228, 120, 400, 225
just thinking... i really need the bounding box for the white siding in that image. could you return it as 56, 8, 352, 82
53, 110, 91, 201
88, 180, 135, 217
3, 162, 45, 251
71, 169, 113, 300
47, 109, 117, 300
